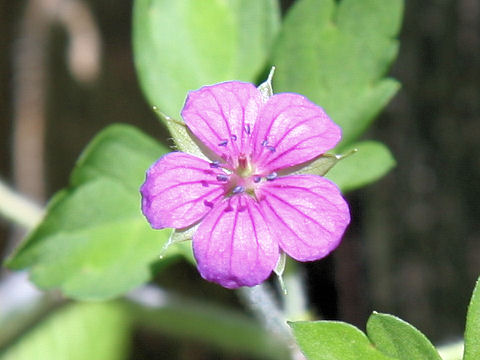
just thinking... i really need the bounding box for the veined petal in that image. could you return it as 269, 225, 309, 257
181, 81, 263, 165
193, 195, 279, 288
251, 93, 341, 172
257, 175, 350, 261
141, 152, 225, 229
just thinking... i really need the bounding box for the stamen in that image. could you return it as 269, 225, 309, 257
216, 174, 229, 182
244, 124, 251, 134
232, 185, 245, 194
266, 172, 277, 181
231, 134, 237, 141
204, 200, 214, 208
209, 160, 220, 168
253, 175, 261, 183
218, 139, 228, 147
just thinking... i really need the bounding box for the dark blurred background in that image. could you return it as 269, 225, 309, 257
1, 0, 479, 356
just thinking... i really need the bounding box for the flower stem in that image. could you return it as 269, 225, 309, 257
237, 282, 306, 360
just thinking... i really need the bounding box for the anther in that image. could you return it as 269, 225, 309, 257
253, 175, 261, 183
231, 134, 237, 141
216, 174, 229, 182
204, 200, 214, 208
266, 145, 276, 153
218, 139, 228, 147
210, 160, 220, 168
201, 180, 209, 187
244, 124, 251, 134
261, 139, 268, 147
266, 172, 277, 181
232, 185, 245, 194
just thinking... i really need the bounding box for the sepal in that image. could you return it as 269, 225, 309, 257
257, 66, 276, 103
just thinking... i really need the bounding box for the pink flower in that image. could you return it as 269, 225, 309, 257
141, 81, 350, 289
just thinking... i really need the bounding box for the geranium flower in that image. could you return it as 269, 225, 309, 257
141, 81, 350, 289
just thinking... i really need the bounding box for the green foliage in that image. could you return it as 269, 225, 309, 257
366, 312, 442, 360
292, 311, 446, 360
464, 277, 480, 360
326, 141, 396, 192
290, 321, 392, 360
272, 0, 403, 148
134, 0, 403, 192
133, 0, 280, 121
6, 125, 190, 300
0, 302, 129, 360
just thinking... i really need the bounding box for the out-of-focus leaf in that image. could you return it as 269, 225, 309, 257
126, 294, 289, 360
326, 141, 396, 192
133, 0, 280, 130
272, 0, 403, 147
366, 312, 442, 360
464, 277, 480, 360
0, 302, 129, 360
6, 125, 190, 300
290, 321, 393, 360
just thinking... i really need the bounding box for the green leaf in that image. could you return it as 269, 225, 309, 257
0, 302, 129, 360
326, 141, 396, 192
366, 312, 442, 360
133, 0, 280, 127
6, 124, 190, 300
290, 321, 393, 360
272, 0, 403, 147
464, 277, 480, 360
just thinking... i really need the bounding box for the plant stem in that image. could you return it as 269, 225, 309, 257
437, 340, 464, 360
0, 179, 43, 229
237, 282, 306, 360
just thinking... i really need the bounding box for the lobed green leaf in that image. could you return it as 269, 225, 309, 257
272, 0, 403, 147
6, 124, 189, 300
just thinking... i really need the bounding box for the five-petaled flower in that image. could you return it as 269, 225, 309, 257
141, 81, 350, 289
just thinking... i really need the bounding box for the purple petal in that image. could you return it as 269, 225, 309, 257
193, 195, 279, 288
251, 93, 341, 173
181, 81, 263, 166
257, 175, 350, 261
141, 152, 225, 229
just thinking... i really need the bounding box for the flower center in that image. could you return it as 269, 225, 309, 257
210, 153, 277, 199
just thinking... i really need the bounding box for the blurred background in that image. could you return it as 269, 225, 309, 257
0, 0, 479, 357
